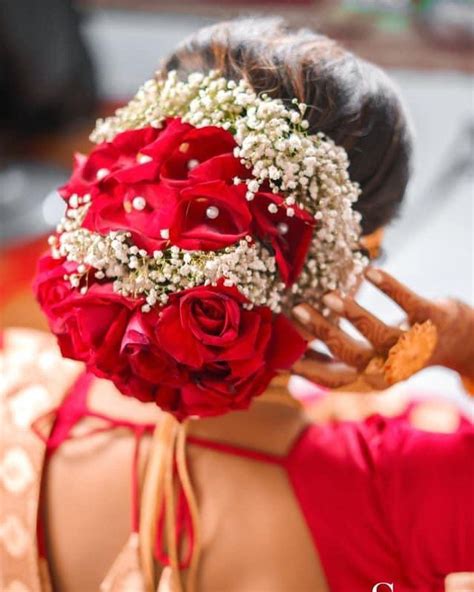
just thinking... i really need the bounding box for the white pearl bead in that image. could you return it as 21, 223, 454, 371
96, 168, 110, 180
187, 159, 199, 170
268, 203, 278, 214
278, 222, 289, 235
206, 206, 219, 220
132, 196, 146, 211
160, 229, 170, 239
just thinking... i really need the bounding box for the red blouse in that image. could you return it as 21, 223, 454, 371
287, 414, 474, 591
45, 372, 474, 591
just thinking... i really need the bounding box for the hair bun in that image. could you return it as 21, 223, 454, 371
164, 16, 413, 234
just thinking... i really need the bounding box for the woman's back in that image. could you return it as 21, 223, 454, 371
3, 328, 473, 592
44, 377, 327, 590
2, 328, 327, 591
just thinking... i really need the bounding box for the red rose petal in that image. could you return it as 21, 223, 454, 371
251, 192, 315, 285
171, 180, 251, 250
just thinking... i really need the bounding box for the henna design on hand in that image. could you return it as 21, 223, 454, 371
292, 267, 474, 392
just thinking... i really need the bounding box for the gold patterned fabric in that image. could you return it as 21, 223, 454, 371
0, 329, 177, 592
0, 329, 83, 591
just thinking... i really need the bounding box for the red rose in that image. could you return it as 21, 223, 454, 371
59, 126, 163, 200
142, 121, 236, 185
82, 181, 180, 252
120, 312, 188, 387
179, 367, 275, 418
33, 255, 77, 326
102, 284, 306, 418
169, 180, 252, 250
82, 178, 251, 254
35, 257, 306, 419
82, 181, 251, 253
111, 312, 189, 407
154, 285, 305, 416
189, 153, 250, 186
72, 120, 250, 253
34, 255, 137, 374
60, 118, 230, 201
251, 192, 315, 285
113, 372, 181, 408
154, 285, 254, 368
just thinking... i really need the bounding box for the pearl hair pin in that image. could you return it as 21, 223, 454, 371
96, 168, 110, 180
132, 196, 147, 211
206, 206, 219, 219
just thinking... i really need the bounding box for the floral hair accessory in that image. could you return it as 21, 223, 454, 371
35, 70, 366, 419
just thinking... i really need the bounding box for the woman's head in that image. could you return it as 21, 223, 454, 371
162, 17, 413, 235
36, 18, 413, 419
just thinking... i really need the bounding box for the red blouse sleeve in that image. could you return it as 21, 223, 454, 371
287, 411, 474, 591
377, 414, 474, 587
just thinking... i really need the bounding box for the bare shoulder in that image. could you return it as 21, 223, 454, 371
44, 393, 329, 591
44, 421, 151, 590
306, 386, 469, 434
178, 401, 328, 591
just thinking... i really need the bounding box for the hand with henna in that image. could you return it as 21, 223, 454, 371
292, 268, 474, 393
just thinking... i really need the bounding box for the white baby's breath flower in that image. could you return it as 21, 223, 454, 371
83, 70, 366, 310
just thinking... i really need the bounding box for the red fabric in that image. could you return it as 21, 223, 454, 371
39, 372, 156, 535
155, 484, 195, 570
188, 415, 474, 590
40, 378, 474, 589
187, 434, 285, 466
39, 373, 199, 565
286, 415, 474, 591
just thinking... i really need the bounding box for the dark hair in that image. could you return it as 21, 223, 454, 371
161, 17, 412, 235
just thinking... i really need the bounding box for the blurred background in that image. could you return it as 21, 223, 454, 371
1, 0, 473, 403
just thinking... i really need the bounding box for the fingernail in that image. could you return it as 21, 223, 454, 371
293, 305, 312, 324
366, 268, 383, 285
322, 293, 344, 313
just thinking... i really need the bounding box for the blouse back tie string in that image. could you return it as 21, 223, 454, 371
139, 414, 199, 592
139, 415, 201, 592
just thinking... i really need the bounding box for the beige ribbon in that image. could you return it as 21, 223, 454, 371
139, 415, 200, 592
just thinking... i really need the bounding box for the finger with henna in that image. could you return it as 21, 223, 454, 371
293, 304, 373, 370
322, 293, 402, 354
365, 267, 432, 324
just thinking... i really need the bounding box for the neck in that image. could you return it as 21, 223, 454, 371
187, 374, 308, 456
257, 373, 302, 408
89, 372, 307, 456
